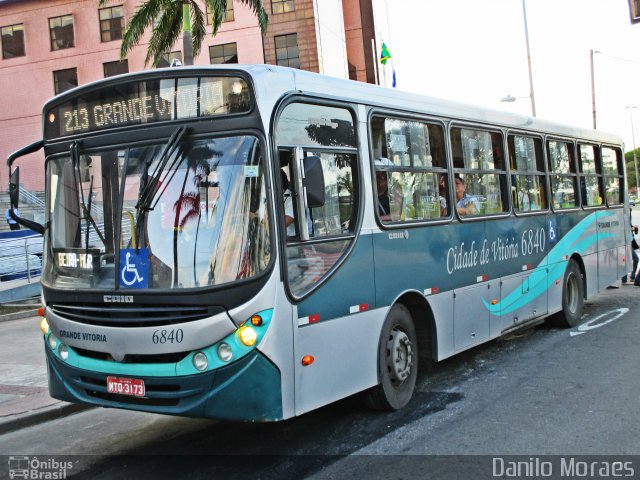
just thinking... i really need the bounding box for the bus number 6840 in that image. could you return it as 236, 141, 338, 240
152, 329, 184, 344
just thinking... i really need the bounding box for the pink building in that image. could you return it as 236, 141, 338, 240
0, 0, 381, 191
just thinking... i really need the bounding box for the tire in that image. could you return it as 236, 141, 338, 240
551, 259, 584, 328
364, 304, 418, 410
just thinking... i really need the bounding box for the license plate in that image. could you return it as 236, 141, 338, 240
106, 376, 145, 397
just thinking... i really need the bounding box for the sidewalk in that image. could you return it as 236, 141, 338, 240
0, 312, 91, 434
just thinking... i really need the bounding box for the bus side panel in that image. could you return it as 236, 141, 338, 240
294, 235, 377, 415
293, 309, 383, 416
372, 226, 456, 307
429, 291, 455, 361
596, 209, 625, 291
256, 277, 297, 420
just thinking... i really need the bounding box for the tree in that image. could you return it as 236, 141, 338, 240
625, 148, 640, 194
99, 0, 268, 67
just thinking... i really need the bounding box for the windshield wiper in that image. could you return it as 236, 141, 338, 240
134, 126, 188, 247
71, 142, 105, 249
136, 126, 188, 213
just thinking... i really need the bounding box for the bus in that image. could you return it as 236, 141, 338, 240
7, 65, 628, 420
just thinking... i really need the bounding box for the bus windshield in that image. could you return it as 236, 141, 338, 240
44, 134, 271, 290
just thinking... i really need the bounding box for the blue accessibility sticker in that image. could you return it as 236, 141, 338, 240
548, 219, 558, 244
119, 248, 149, 289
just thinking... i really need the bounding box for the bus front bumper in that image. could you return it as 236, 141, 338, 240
45, 347, 283, 421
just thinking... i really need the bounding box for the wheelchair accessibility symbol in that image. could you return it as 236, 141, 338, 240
119, 248, 149, 288
548, 218, 558, 244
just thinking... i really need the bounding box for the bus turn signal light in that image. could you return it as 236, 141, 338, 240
250, 315, 263, 326
301, 355, 314, 366
40, 318, 50, 335
37, 307, 45, 317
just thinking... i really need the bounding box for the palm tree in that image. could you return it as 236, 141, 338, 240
99, 0, 268, 67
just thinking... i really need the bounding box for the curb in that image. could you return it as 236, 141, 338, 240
0, 308, 39, 323
0, 402, 94, 435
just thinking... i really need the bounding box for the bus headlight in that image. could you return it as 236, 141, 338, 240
192, 352, 208, 371
48, 334, 58, 350
217, 342, 233, 362
59, 344, 69, 361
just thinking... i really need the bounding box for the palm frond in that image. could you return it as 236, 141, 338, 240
190, 1, 206, 56
205, 0, 227, 36
119, 0, 165, 61
147, 2, 183, 67
240, 0, 269, 34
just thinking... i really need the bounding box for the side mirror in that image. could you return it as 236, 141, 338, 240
9, 166, 19, 208
303, 156, 325, 208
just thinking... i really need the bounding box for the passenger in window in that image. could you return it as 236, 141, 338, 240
282, 169, 296, 237
281, 165, 313, 237
438, 176, 449, 217
375, 158, 394, 221
455, 174, 479, 216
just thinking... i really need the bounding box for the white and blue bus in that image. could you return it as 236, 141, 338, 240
7, 65, 628, 419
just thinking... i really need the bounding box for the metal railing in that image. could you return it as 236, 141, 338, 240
18, 185, 45, 208
0, 233, 43, 284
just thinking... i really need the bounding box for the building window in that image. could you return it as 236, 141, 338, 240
49, 15, 74, 51
207, 3, 234, 24
53, 67, 78, 95
209, 43, 238, 64
275, 33, 299, 68
631, 0, 640, 24
1, 24, 25, 59
99, 5, 124, 42
272, 0, 295, 14
156, 51, 182, 68
103, 59, 129, 77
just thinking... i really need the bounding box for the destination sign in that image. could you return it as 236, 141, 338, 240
45, 76, 250, 139
53, 248, 101, 273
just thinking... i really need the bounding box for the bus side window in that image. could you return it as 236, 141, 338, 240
371, 115, 450, 223
451, 127, 508, 217
578, 143, 603, 207
508, 134, 547, 212
602, 146, 623, 206
275, 102, 359, 298
547, 140, 579, 209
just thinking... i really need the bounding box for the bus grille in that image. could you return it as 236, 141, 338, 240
49, 304, 219, 327
74, 347, 190, 364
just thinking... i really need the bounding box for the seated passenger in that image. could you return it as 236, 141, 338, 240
375, 157, 394, 222
455, 174, 479, 216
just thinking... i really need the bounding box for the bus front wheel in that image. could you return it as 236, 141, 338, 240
364, 304, 418, 411
552, 259, 584, 328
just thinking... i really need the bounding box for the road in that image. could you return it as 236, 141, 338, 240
1, 280, 639, 479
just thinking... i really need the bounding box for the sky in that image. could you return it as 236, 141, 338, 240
377, 0, 640, 151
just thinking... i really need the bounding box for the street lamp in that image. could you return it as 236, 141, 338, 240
522, 0, 537, 117
590, 50, 600, 129
501, 94, 530, 103
627, 106, 639, 197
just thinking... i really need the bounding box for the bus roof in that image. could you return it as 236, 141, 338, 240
46, 64, 623, 147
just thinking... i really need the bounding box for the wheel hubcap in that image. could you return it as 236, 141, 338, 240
386, 327, 414, 386
566, 272, 579, 314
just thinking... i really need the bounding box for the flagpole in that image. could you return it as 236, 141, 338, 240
371, 39, 380, 85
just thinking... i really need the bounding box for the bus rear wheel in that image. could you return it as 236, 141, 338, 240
364, 304, 418, 411
551, 259, 584, 328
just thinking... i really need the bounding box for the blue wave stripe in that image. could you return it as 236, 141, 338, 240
484, 212, 615, 316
